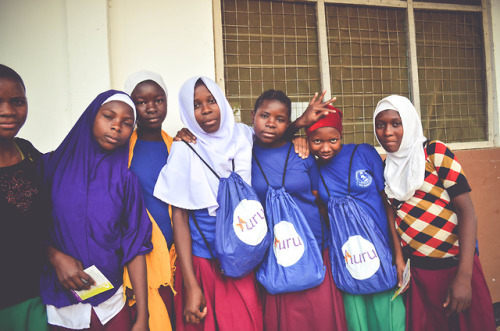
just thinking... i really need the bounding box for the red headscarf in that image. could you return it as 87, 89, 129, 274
305, 105, 343, 137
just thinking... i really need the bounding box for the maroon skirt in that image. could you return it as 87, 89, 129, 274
406, 254, 496, 331
260, 249, 348, 331
174, 256, 263, 331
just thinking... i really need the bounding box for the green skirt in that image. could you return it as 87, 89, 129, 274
0, 296, 49, 331
343, 288, 405, 331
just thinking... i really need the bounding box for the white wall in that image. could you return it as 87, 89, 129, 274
0, 0, 215, 152
108, 0, 216, 138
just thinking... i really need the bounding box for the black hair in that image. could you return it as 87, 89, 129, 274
0, 64, 26, 91
253, 89, 291, 118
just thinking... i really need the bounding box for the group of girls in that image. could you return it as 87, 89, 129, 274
0, 61, 496, 331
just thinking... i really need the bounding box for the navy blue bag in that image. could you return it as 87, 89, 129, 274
254, 144, 326, 294
184, 141, 271, 278
321, 145, 397, 295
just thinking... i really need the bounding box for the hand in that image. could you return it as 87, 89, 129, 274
48, 248, 94, 291
174, 128, 197, 143
296, 91, 337, 128
292, 136, 309, 159
443, 273, 472, 316
395, 256, 409, 293
131, 318, 149, 331
184, 285, 208, 324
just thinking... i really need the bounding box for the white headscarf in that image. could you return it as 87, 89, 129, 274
102, 93, 137, 123
124, 69, 168, 97
153, 76, 253, 215
373, 95, 427, 202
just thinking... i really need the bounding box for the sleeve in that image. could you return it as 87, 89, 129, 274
427, 140, 471, 198
307, 155, 320, 191
360, 143, 385, 193
121, 170, 153, 266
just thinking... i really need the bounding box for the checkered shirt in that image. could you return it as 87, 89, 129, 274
389, 140, 471, 258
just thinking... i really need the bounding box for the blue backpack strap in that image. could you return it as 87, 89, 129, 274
182, 140, 220, 179
347, 145, 360, 196
281, 143, 293, 187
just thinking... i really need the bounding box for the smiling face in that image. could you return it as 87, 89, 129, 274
308, 126, 342, 162
0, 77, 27, 141
252, 99, 290, 148
193, 83, 221, 134
93, 100, 135, 151
374, 109, 404, 153
131, 80, 167, 132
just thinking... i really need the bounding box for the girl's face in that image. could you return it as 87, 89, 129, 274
374, 109, 404, 153
131, 81, 167, 132
252, 99, 290, 148
193, 83, 221, 133
0, 77, 27, 141
308, 127, 342, 162
93, 100, 134, 151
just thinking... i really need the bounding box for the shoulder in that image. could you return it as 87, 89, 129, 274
235, 123, 254, 143
15, 137, 42, 162
425, 140, 456, 162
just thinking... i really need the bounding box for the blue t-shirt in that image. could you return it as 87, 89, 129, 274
318, 143, 390, 243
189, 209, 216, 259
252, 142, 325, 250
130, 139, 173, 248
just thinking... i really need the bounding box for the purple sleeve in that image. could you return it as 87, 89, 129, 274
121, 171, 153, 266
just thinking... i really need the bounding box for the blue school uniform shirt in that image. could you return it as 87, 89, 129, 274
318, 143, 390, 243
130, 139, 173, 247
189, 209, 216, 259
252, 141, 325, 250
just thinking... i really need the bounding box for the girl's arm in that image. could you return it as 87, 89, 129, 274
443, 192, 476, 316
127, 254, 149, 331
381, 192, 406, 290
172, 206, 207, 324
47, 246, 94, 291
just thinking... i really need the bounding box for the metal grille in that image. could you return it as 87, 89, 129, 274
415, 10, 486, 142
222, 0, 321, 124
326, 5, 409, 145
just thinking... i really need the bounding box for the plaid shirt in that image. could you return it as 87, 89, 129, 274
389, 140, 471, 258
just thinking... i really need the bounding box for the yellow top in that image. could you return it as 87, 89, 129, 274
123, 130, 176, 331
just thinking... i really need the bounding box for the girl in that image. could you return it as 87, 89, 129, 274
154, 76, 262, 331
0, 64, 49, 331
251, 90, 347, 331
373, 95, 496, 331
306, 108, 405, 331
40, 90, 152, 330
123, 70, 176, 331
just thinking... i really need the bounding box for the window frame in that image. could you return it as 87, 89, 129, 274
213, 0, 494, 151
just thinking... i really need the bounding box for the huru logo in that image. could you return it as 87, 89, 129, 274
232, 199, 268, 246
341, 235, 380, 280
355, 170, 372, 188
273, 221, 305, 267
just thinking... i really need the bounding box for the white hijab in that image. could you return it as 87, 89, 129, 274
153, 76, 253, 215
124, 69, 168, 97
373, 95, 427, 202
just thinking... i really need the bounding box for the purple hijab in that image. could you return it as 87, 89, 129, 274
39, 90, 152, 308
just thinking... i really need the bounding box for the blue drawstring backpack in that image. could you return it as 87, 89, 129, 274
184, 141, 271, 278
254, 144, 326, 294
321, 145, 397, 295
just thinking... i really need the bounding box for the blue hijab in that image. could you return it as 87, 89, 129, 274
40, 90, 152, 308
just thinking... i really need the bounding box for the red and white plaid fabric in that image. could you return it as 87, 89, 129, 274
389, 141, 471, 258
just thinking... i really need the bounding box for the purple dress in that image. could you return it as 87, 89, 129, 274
39, 90, 152, 308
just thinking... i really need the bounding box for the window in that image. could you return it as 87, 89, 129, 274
216, 0, 492, 148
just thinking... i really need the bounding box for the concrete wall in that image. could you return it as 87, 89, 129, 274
455, 148, 500, 302
0, 0, 215, 152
